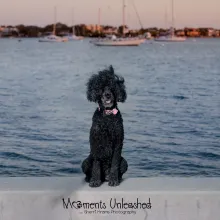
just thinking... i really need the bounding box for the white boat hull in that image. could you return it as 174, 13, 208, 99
38, 35, 68, 42
65, 35, 84, 41
92, 38, 145, 46
38, 39, 67, 42
66, 35, 84, 41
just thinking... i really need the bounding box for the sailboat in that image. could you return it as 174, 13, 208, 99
39, 7, 68, 42
91, 0, 144, 46
65, 8, 84, 41
155, 0, 186, 42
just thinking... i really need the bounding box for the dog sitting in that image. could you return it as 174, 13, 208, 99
81, 65, 128, 187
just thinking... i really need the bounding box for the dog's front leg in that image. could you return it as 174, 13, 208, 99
109, 124, 123, 187
108, 146, 122, 187
89, 160, 102, 187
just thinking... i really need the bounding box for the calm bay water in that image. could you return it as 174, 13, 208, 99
0, 38, 219, 177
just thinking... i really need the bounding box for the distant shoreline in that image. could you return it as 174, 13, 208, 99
1, 36, 220, 39
1, 24, 220, 38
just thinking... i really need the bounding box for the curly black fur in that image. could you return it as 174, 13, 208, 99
81, 65, 128, 187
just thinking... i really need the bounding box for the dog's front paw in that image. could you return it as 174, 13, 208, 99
108, 173, 120, 187
89, 179, 102, 187
105, 174, 110, 182
104, 169, 110, 182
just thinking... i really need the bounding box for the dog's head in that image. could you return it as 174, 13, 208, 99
86, 66, 127, 109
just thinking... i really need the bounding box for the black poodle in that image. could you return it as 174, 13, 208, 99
81, 65, 128, 187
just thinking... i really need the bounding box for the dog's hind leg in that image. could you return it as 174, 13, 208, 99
81, 155, 93, 182
119, 157, 128, 181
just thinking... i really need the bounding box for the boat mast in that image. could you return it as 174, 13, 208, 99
53, 6, 57, 35
171, 0, 174, 36
72, 7, 75, 35
131, 0, 143, 29
164, 6, 168, 29
122, 0, 125, 36
98, 8, 101, 33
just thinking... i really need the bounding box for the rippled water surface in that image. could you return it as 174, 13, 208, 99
0, 38, 219, 177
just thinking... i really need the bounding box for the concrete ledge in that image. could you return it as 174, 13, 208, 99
0, 177, 220, 220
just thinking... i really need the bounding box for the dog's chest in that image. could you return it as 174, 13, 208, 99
99, 116, 117, 135
90, 114, 120, 159
98, 118, 116, 158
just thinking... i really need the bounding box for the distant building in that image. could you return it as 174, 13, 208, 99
0, 26, 19, 36
208, 28, 215, 37
207, 28, 220, 37
103, 26, 118, 35
129, 29, 139, 34
85, 25, 94, 32
176, 30, 185, 37
95, 25, 103, 32
85, 24, 103, 32
186, 28, 200, 37
0, 26, 5, 32
214, 30, 220, 37
123, 26, 129, 34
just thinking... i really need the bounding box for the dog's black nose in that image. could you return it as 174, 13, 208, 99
105, 93, 111, 99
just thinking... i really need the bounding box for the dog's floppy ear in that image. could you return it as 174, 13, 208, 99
86, 74, 101, 102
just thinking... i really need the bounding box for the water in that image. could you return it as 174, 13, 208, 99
0, 38, 219, 177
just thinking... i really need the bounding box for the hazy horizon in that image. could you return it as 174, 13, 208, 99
0, 0, 219, 29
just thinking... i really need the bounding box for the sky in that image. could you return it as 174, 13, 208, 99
0, 0, 219, 29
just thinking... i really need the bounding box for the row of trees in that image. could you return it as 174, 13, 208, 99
0, 23, 217, 38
